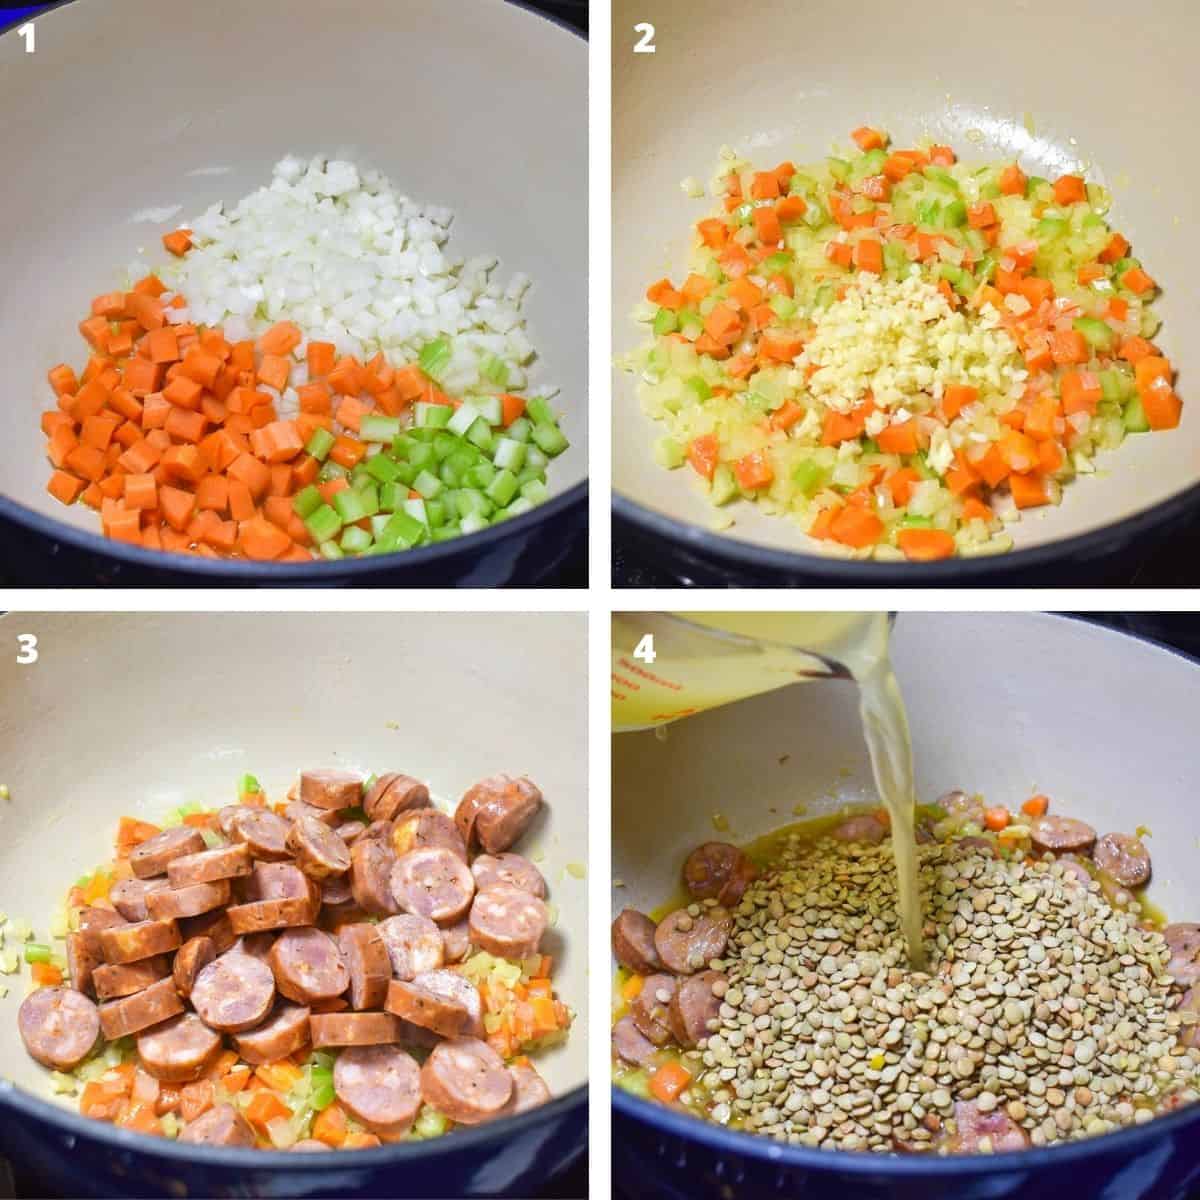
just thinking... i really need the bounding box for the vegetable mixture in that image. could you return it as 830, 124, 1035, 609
17, 769, 570, 1149
41, 157, 568, 561
625, 126, 1179, 560
613, 794, 1200, 1152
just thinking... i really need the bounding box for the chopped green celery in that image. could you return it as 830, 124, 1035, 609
425, 499, 447, 528
447, 446, 480, 472
432, 524, 463, 543
466, 417, 495, 453
304, 427, 336, 461
901, 514, 933, 528
827, 157, 851, 182
732, 202, 753, 225
531, 422, 569, 457
486, 469, 519, 507
365, 453, 400, 484
790, 172, 819, 195
309, 1068, 335, 1111
1123, 395, 1150, 432
418, 337, 451, 380
653, 307, 678, 336
938, 199, 968, 228
923, 165, 959, 190
447, 402, 482, 437
1036, 217, 1068, 240
239, 773, 260, 795
24, 943, 50, 963
769, 294, 797, 320
525, 446, 549, 471
393, 462, 418, 486
743, 392, 771, 415
710, 464, 738, 506
851, 148, 887, 180
460, 512, 489, 535
515, 465, 546, 489
615, 1069, 651, 1099
481, 354, 510, 388
383, 511, 427, 548
412, 469, 443, 499
349, 463, 370, 489
792, 460, 827, 497
679, 313, 704, 341
975, 252, 998, 286
685, 376, 711, 403
414, 401, 452, 428
467, 462, 497, 489
431, 434, 460, 462
358, 482, 380, 516
369, 514, 391, 538
883, 242, 909, 274
319, 540, 344, 561
764, 251, 792, 272
1099, 368, 1131, 404
359, 415, 401, 443
305, 504, 342, 543
1111, 256, 1138, 277
292, 485, 322, 519
339, 526, 372, 554
474, 395, 503, 426
653, 436, 685, 469
913, 453, 937, 480
917, 198, 941, 227
402, 499, 428, 526
527, 396, 556, 425
860, 438, 880, 454
407, 445, 435, 474
1026, 175, 1050, 195
317, 460, 347, 484
978, 181, 1002, 201
802, 203, 827, 229
378, 482, 400, 512
813, 283, 835, 309
333, 488, 368, 524
503, 496, 535, 519
938, 262, 970, 292
520, 478, 548, 504
455, 490, 491, 520
438, 461, 461, 488
1073, 317, 1115, 352
506, 417, 532, 444
492, 437, 526, 472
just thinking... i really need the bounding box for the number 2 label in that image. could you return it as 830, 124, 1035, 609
16, 634, 38, 665
633, 22, 656, 53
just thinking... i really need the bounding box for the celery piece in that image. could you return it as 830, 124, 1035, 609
466, 417, 495, 453
802, 202, 827, 230
1123, 395, 1150, 433
813, 283, 835, 309
492, 437, 527, 473
883, 242, 909, 274
365, 453, 401, 485
939, 199, 968, 228
412, 470, 443, 499
901, 514, 933, 528
481, 354, 510, 388
525, 396, 554, 425
486, 469, 519, 507
418, 337, 451, 381
431, 524, 462, 543
383, 511, 427, 548
1073, 317, 1115, 352
917, 198, 941, 227
653, 307, 678, 336
357, 482, 380, 517
319, 540, 344, 561
1036, 217, 1068, 241
339, 526, 372, 554
827, 157, 851, 182
317, 460, 347, 484
792, 460, 826, 497
861, 438, 880, 455
531, 423, 569, 457
474, 395, 503, 426
506, 417, 532, 444
769, 294, 797, 320
378, 482, 400, 512
710, 464, 738, 506
359, 415, 401, 443
467, 462, 497, 490
24, 943, 50, 964
393, 462, 418, 487
414, 402, 452, 429
685, 376, 712, 403
431, 434, 461, 463
653, 437, 684, 470
1099, 368, 1131, 404
460, 512, 489, 535
305, 504, 342, 543
408, 442, 436, 472
447, 403, 481, 437
519, 479, 548, 506
333, 489, 368, 525
403, 499, 428, 527
304, 427, 335, 461
425, 499, 447, 528
239, 773, 260, 795
292, 485, 322, 520
764, 251, 792, 273
743, 392, 771, 415
923, 165, 959, 191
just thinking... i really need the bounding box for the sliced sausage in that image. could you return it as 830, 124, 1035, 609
66, 932, 101, 996
334, 1044, 421, 1135
145, 879, 231, 921
179, 1103, 256, 1147
173, 936, 216, 998
682, 842, 757, 908
110, 878, 171, 923
291, 1139, 329, 1152
227, 895, 319, 935
1030, 815, 1097, 856
420, 1037, 513, 1125
1055, 855, 1093, 886
361, 820, 394, 844
392, 810, 467, 863
300, 768, 363, 811
232, 932, 277, 961
1093, 832, 1151, 887
392, 848, 475, 925
629, 974, 677, 1045
335, 820, 368, 845
939, 789, 985, 823
946, 1099, 1031, 1152
217, 805, 258, 839
246, 861, 319, 904
350, 838, 400, 917
167, 843, 252, 887
1163, 925, 1200, 986
611, 909, 663, 975
179, 909, 237, 954
386, 970, 482, 1039
414, 969, 483, 1037
77, 906, 128, 950
19, 986, 100, 1070
653, 907, 731, 974
269, 928, 349, 1004
99, 976, 184, 1039
469, 885, 547, 960
472, 853, 546, 898
233, 1002, 312, 1065
93, 956, 171, 1001
190, 952, 276, 1032
99, 919, 180, 964
284, 800, 341, 829
364, 773, 431, 823
455, 775, 543, 855
441, 919, 471, 963
612, 1014, 657, 1066
337, 924, 392, 1010
322, 875, 354, 907
309, 1011, 403, 1048
230, 809, 293, 861
502, 1060, 551, 1116
377, 914, 444, 980
830, 814, 888, 845
137, 1013, 222, 1083
954, 836, 996, 858
668, 970, 725, 1047
286, 816, 351, 880
1177, 986, 1200, 1049
130, 827, 206, 879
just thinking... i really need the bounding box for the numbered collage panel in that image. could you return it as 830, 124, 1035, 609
0, 0, 586, 587
610, 611, 1200, 1194
0, 612, 586, 1195
611, 0, 1194, 587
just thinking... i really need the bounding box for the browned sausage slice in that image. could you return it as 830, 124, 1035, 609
93, 956, 172, 1001
1163, 925, 1200, 986
227, 896, 320, 935
682, 842, 757, 907
284, 800, 341, 829
233, 1002, 312, 1064
322, 876, 355, 908
361, 820, 394, 843
412, 969, 484, 1037
137, 1012, 222, 1083
946, 1099, 1031, 1151
612, 1014, 657, 1066
385, 978, 468, 1038
364, 773, 431, 823
190, 952, 276, 1032
472, 853, 547, 898
502, 1060, 551, 1116
246, 861, 319, 904
392, 810, 467, 862
145, 879, 230, 921
629, 974, 677, 1045
99, 976, 184, 1039
19, 986, 100, 1070
334, 1044, 421, 1135
230, 809, 293, 861
668, 970, 725, 1047
77, 906, 128, 949
420, 1037, 513, 1125
66, 932, 101, 996
300, 768, 363, 811
180, 909, 237, 954
217, 805, 260, 839
377, 914, 445, 980
830, 814, 888, 844
1093, 832, 1151, 887
392, 848, 475, 925
173, 936, 216, 998
653, 908, 731, 975
309, 1011, 403, 1048
179, 1103, 256, 1146
469, 885, 547, 960
110, 878, 171, 923
611, 909, 663, 975
99, 919, 181, 964
335, 820, 368, 845
939, 789, 985, 822
167, 843, 252, 887
1178, 986, 1200, 1049
441, 919, 471, 963
349, 838, 400, 917
455, 776, 543, 855
337, 924, 392, 1010
286, 816, 351, 880
1030, 815, 1097, 856
130, 827, 206, 879
269, 928, 349, 1004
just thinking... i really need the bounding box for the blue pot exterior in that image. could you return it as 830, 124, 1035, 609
614, 1089, 1200, 1200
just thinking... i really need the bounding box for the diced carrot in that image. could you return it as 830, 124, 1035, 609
1107, 297, 1130, 322
983, 806, 1011, 832
928, 144, 956, 166
179, 350, 222, 389
1052, 175, 1087, 205
769, 401, 804, 432
124, 473, 157, 511
1009, 472, 1050, 509
164, 406, 208, 443
159, 486, 196, 532
686, 434, 719, 481
830, 506, 883, 548
312, 1102, 349, 1147
239, 516, 292, 561
1038, 440, 1064, 474
163, 374, 204, 411
122, 357, 163, 396
941, 383, 979, 421
126, 291, 165, 332
645, 278, 683, 309
227, 452, 272, 500
1118, 336, 1154, 363
696, 218, 729, 250
47, 469, 86, 506
328, 435, 367, 469
1134, 356, 1173, 393
1141, 385, 1182, 430
749, 171, 781, 200
776, 194, 808, 222
1121, 266, 1156, 295
649, 1061, 693, 1103
876, 419, 919, 455
999, 164, 1027, 196
162, 229, 193, 256
1049, 330, 1088, 366
825, 241, 853, 268
851, 126, 886, 152
1017, 276, 1054, 308
1098, 232, 1130, 264
733, 451, 774, 490
752, 205, 782, 245
852, 238, 883, 274
967, 202, 997, 229
961, 496, 993, 523
47, 363, 80, 396
256, 353, 290, 392
1060, 370, 1101, 416
243, 1090, 291, 1133
1021, 794, 1050, 818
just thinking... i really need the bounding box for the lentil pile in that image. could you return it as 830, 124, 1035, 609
612, 798, 1200, 1155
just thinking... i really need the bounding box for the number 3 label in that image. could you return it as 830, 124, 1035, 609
16, 634, 38, 665
633, 22, 656, 53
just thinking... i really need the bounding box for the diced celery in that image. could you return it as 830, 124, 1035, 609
455, 490, 490, 520
769, 294, 797, 320
359, 415, 401, 443
792, 460, 827, 497
486, 469, 519, 507
319, 540, 344, 560
412, 469, 443, 499
447, 403, 481, 436
365, 453, 401, 484
883, 242, 909, 274
431, 434, 460, 462
24, 943, 50, 963
525, 446, 549, 472
1036, 217, 1068, 241
305, 504, 343, 543
393, 462, 417, 486
1073, 316, 1115, 352
466, 418, 494, 452
531, 423, 569, 457
710, 464, 738, 505
432, 524, 462, 543
480, 354, 510, 388
292, 485, 322, 519
939, 199, 968, 228
467, 462, 497, 489
503, 496, 535, 518
383, 511, 426, 548
527, 396, 556, 425
339, 526, 372, 554
653, 307, 678, 336
304, 427, 336, 461
425, 499, 447, 528
901, 514, 933, 528
333, 489, 367, 524
519, 478, 548, 505
1123, 395, 1150, 433
403, 499, 428, 526
685, 376, 711, 403
357, 482, 380, 517
317, 460, 347, 483
764, 251, 792, 272
827, 157, 851, 182
1099, 368, 1131, 404
653, 436, 685, 470
414, 402, 452, 428
408, 443, 436, 471
492, 437, 527, 472
506, 416, 532, 444
418, 337, 451, 380
474, 395, 503, 426
460, 511, 489, 535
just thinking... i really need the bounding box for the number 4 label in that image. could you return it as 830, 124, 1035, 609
633, 22, 655, 53
16, 634, 38, 665
18, 23, 35, 53
633, 634, 656, 665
